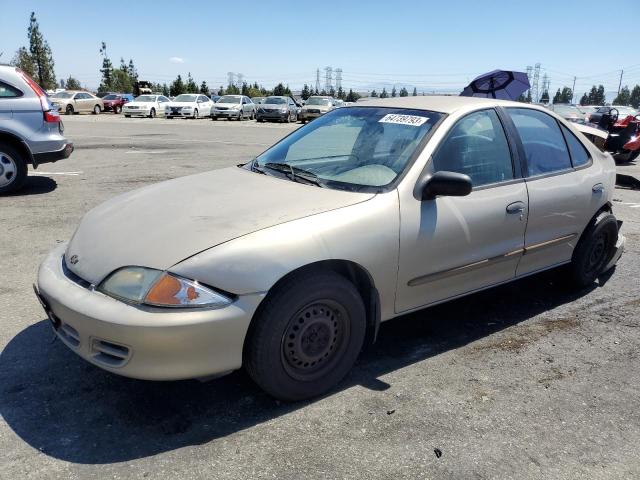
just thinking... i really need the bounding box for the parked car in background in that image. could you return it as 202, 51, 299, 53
298, 96, 335, 122
256, 96, 299, 123
0, 66, 74, 194
211, 95, 255, 120
122, 94, 170, 118
50, 91, 104, 115
586, 106, 640, 162
36, 96, 624, 401
547, 104, 585, 123
165, 94, 214, 119
334, 99, 345, 108
101, 93, 133, 114
587, 105, 638, 126
251, 96, 266, 106
211, 95, 221, 103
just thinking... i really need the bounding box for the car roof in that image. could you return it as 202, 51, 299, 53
356, 95, 526, 114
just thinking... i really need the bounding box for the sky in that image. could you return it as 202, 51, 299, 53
2, 0, 639, 99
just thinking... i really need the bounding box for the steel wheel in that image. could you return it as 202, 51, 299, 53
281, 300, 350, 381
584, 231, 611, 278
0, 152, 18, 189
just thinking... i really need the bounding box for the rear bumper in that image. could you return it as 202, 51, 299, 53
32, 142, 74, 166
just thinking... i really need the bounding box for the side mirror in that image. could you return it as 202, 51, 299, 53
417, 171, 472, 200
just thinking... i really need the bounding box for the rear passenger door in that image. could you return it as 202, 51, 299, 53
504, 107, 602, 276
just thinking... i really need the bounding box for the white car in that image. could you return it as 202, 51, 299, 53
211, 95, 255, 120
165, 94, 214, 119
122, 95, 171, 118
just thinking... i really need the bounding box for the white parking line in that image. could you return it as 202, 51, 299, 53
125, 150, 170, 154
29, 171, 82, 176
69, 135, 271, 146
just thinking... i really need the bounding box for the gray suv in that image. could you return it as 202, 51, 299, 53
0, 65, 74, 194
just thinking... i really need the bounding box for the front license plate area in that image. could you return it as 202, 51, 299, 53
33, 284, 61, 330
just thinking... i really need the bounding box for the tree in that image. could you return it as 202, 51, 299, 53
552, 89, 562, 104
226, 83, 240, 95
526, 90, 532, 103
200, 81, 209, 95
128, 59, 138, 83
337, 86, 345, 100
630, 85, 640, 109
380, 88, 388, 99
170, 74, 185, 96
162, 84, 170, 96
65, 76, 81, 90
98, 42, 114, 92
10, 47, 34, 77
412, 87, 417, 96
399, 87, 409, 97
540, 89, 549, 103
579, 93, 589, 105
370, 89, 378, 97
273, 82, 286, 96
345, 89, 360, 102
391, 86, 397, 97
613, 85, 631, 106
596, 85, 606, 105
328, 86, 336, 97
185, 72, 198, 93
301, 84, 311, 100
560, 87, 573, 103
27, 12, 56, 89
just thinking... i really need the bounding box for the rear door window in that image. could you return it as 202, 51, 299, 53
0, 81, 22, 98
507, 108, 572, 176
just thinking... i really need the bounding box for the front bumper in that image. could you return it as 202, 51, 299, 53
257, 111, 288, 120
36, 244, 264, 380
166, 110, 195, 118
299, 111, 323, 120
123, 109, 150, 117
212, 110, 240, 118
32, 142, 74, 166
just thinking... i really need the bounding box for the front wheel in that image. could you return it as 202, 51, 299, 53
0, 143, 28, 194
193, 109, 199, 119
567, 211, 618, 288
149, 108, 156, 119
93, 105, 101, 115
124, 114, 131, 118
244, 270, 366, 401
65, 105, 74, 115
114, 105, 122, 114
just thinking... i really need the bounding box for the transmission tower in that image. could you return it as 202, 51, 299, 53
532, 63, 541, 102
236, 73, 244, 87
315, 68, 321, 93
541, 73, 550, 99
335, 68, 342, 90
324, 66, 333, 92
227, 72, 235, 87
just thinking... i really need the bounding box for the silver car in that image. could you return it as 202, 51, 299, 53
211, 95, 255, 120
36, 96, 624, 401
255, 96, 299, 123
0, 65, 74, 194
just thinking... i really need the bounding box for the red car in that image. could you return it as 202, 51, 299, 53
101, 94, 133, 114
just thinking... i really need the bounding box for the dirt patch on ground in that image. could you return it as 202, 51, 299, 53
472, 317, 580, 354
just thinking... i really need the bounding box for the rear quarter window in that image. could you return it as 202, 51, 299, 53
560, 125, 590, 167
0, 81, 23, 98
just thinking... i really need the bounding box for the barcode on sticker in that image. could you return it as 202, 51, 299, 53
379, 114, 428, 126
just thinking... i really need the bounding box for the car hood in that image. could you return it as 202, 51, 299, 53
167, 102, 197, 108
125, 101, 154, 107
303, 104, 331, 110
214, 103, 241, 108
65, 167, 373, 284
261, 103, 288, 108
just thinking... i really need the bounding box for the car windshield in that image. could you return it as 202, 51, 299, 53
306, 97, 331, 106
51, 92, 74, 98
552, 105, 581, 116
265, 97, 287, 104
103, 94, 120, 100
135, 95, 156, 102
254, 107, 442, 191
218, 96, 241, 103
174, 94, 197, 102
614, 107, 637, 117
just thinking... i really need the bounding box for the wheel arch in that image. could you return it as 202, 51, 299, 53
244, 259, 381, 355
0, 131, 33, 166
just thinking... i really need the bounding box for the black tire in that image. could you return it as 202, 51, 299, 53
237, 111, 243, 121
124, 114, 131, 118
244, 270, 366, 401
149, 108, 156, 119
211, 116, 218, 121
65, 105, 74, 115
114, 105, 122, 114
567, 211, 618, 288
0, 143, 28, 194
93, 105, 101, 115
193, 109, 199, 119
257, 118, 264, 123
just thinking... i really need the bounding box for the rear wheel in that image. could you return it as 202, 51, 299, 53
0, 143, 28, 194
244, 270, 366, 401
65, 105, 74, 115
567, 211, 618, 288
149, 108, 156, 119
124, 114, 131, 118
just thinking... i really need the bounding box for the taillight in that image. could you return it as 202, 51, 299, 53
15, 67, 59, 123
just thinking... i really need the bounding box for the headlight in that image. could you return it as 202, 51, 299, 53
280, 108, 287, 113
183, 106, 192, 110
98, 267, 232, 308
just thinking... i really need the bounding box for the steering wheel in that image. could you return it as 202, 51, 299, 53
634, 114, 640, 122
608, 107, 619, 122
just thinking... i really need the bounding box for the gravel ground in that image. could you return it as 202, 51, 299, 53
1, 114, 639, 480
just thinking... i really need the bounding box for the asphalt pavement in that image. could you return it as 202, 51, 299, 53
1, 114, 639, 479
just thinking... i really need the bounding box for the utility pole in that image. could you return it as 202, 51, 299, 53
617, 69, 624, 95
571, 76, 576, 104
315, 68, 320, 93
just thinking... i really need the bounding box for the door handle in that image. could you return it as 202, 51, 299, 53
592, 183, 605, 193
506, 201, 525, 214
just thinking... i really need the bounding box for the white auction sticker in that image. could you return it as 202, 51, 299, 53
379, 113, 428, 126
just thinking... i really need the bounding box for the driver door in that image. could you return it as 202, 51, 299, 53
396, 108, 528, 312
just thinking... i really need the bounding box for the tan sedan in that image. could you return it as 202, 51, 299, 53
36, 96, 625, 401
50, 90, 104, 115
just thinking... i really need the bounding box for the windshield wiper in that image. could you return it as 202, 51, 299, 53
262, 162, 325, 187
